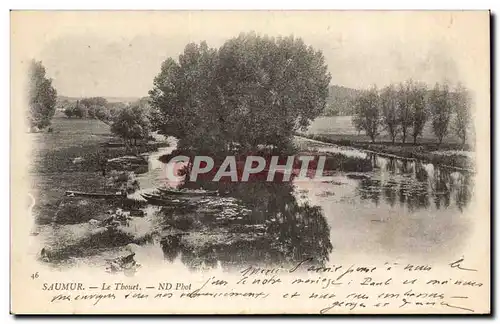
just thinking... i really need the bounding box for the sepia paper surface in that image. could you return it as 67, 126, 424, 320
10, 10, 490, 314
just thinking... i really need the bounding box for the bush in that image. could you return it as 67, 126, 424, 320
107, 171, 140, 194
53, 198, 113, 224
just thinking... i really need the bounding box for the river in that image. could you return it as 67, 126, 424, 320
34, 136, 474, 272
133, 136, 474, 269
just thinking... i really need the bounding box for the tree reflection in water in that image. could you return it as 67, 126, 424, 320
158, 181, 333, 271
356, 155, 473, 212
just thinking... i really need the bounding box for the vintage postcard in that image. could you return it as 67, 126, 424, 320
10, 11, 490, 314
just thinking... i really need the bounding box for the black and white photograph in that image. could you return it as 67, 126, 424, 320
10, 10, 490, 314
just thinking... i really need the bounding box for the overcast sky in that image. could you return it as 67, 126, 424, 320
20, 11, 487, 98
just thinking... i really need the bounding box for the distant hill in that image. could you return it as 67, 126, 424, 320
57, 86, 361, 116
323, 85, 363, 116
106, 96, 142, 103
57, 96, 140, 104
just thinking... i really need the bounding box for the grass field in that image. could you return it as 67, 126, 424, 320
305, 116, 467, 146
302, 116, 474, 170
30, 114, 473, 225
30, 115, 158, 225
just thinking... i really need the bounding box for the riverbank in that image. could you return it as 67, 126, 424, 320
32, 121, 474, 271
297, 133, 475, 171
30, 117, 167, 225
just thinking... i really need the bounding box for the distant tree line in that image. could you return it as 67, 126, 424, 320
110, 103, 151, 146
352, 80, 473, 146
62, 97, 122, 123
322, 85, 363, 116
149, 32, 331, 154
27, 60, 153, 147
60, 96, 152, 146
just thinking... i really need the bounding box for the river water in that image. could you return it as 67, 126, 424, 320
131, 137, 474, 270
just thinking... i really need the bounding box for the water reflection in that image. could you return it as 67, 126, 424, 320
357, 155, 473, 212
156, 146, 473, 269
456, 174, 473, 212
158, 181, 333, 271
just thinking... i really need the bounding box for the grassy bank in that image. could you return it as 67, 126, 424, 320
300, 116, 475, 171
31, 116, 162, 225
299, 133, 474, 171
31, 117, 164, 174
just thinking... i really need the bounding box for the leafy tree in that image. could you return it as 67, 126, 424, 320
62, 100, 85, 119
72, 100, 86, 118
80, 97, 108, 108
56, 98, 71, 112
105, 102, 127, 122
396, 81, 412, 144
94, 106, 111, 124
323, 86, 363, 117
452, 83, 473, 146
150, 41, 220, 151
380, 85, 399, 144
134, 97, 152, 110
409, 82, 428, 144
27, 60, 57, 129
79, 97, 108, 119
85, 105, 96, 119
215, 33, 331, 151
150, 33, 331, 153
63, 106, 74, 118
352, 86, 382, 143
429, 83, 453, 146
71, 100, 125, 125
110, 104, 151, 146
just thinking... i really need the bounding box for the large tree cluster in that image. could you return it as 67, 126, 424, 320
352, 80, 473, 146
149, 32, 331, 153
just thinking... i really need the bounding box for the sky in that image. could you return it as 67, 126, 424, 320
13, 11, 489, 98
